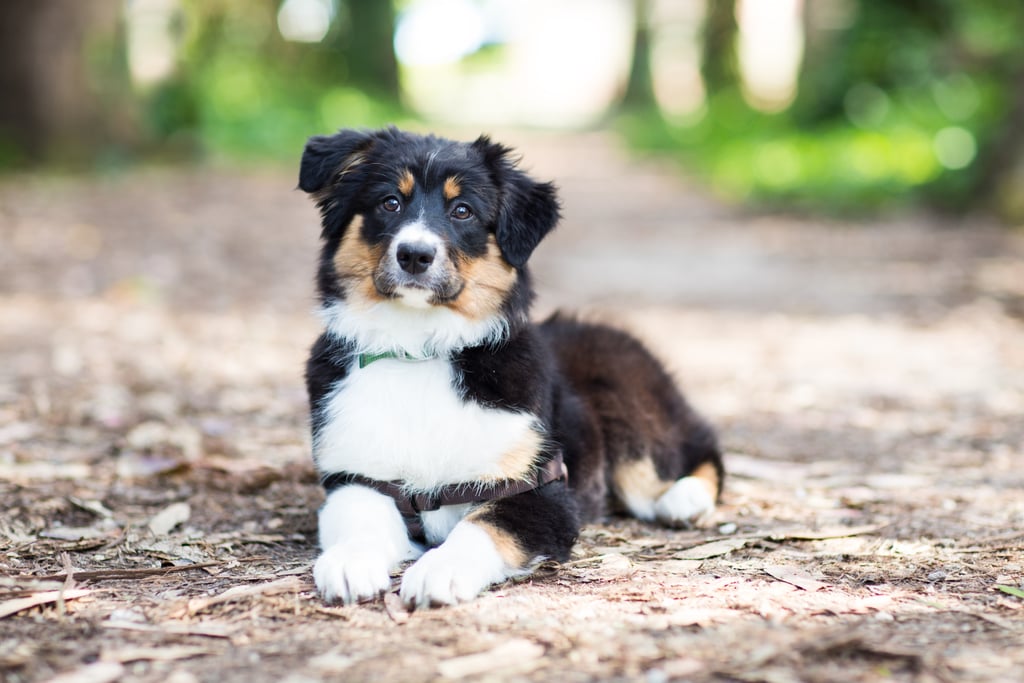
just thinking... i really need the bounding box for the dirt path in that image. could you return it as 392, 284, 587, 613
2, 131, 1023, 683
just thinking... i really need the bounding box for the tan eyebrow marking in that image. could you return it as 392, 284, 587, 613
443, 175, 461, 201
398, 169, 415, 197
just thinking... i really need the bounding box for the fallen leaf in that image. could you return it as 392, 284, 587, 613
657, 657, 705, 678
438, 639, 544, 679
0, 589, 92, 619
68, 497, 114, 518
673, 538, 750, 560
116, 451, 186, 479
0, 461, 92, 483
383, 591, 410, 624
148, 502, 191, 536
35, 561, 221, 583
182, 576, 310, 615
100, 646, 214, 664
103, 619, 232, 639
768, 524, 882, 542
764, 565, 830, 592
309, 649, 359, 673
38, 526, 111, 541
39, 661, 124, 683
599, 553, 635, 578
996, 584, 1024, 599
639, 559, 703, 575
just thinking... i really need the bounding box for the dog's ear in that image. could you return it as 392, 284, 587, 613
299, 129, 377, 238
298, 128, 373, 194
475, 136, 560, 269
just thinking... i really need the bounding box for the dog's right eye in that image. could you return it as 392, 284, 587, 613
382, 197, 402, 213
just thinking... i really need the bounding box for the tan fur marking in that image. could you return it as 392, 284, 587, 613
612, 457, 674, 504
312, 152, 366, 202
476, 428, 544, 483
341, 152, 366, 176
689, 461, 720, 499
447, 237, 516, 320
443, 175, 461, 201
464, 515, 528, 568
398, 169, 415, 197
333, 218, 385, 307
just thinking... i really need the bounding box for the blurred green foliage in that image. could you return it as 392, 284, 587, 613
622, 0, 1024, 217
4, 0, 1023, 219
141, 0, 408, 162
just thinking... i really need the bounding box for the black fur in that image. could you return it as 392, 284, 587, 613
300, 128, 723, 603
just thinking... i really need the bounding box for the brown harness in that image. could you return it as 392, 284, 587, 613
320, 453, 568, 542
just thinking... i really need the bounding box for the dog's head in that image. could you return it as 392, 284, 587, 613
299, 127, 559, 352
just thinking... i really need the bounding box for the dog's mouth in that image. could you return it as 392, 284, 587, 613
372, 270, 464, 308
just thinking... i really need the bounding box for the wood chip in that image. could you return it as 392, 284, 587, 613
437, 639, 544, 679
309, 649, 359, 673
639, 559, 703, 575
148, 502, 191, 536
100, 646, 215, 663
768, 524, 883, 541
103, 619, 233, 639
39, 661, 124, 683
383, 591, 410, 624
764, 565, 830, 591
38, 526, 111, 541
182, 576, 310, 615
31, 561, 221, 583
68, 496, 114, 518
598, 552, 635, 578
0, 589, 92, 619
673, 537, 750, 560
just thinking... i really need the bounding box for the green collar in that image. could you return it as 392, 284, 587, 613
357, 350, 436, 369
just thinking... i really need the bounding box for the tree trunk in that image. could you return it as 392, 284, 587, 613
342, 0, 400, 101
700, 0, 739, 94
0, 0, 130, 165
621, 0, 656, 110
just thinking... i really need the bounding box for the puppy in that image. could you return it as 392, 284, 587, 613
299, 127, 723, 608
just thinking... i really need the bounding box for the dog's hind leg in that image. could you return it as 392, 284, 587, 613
540, 314, 725, 528
652, 462, 720, 528
611, 456, 720, 528
610, 416, 723, 529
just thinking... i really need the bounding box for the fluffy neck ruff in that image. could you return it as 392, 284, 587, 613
318, 298, 513, 357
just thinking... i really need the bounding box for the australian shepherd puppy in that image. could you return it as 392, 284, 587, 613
299, 127, 723, 608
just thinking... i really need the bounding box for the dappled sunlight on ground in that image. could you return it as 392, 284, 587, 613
2, 133, 1023, 682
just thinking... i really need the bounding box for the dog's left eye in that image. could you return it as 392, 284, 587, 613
451, 204, 473, 220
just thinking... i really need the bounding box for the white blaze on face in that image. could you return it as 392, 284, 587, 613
390, 217, 448, 308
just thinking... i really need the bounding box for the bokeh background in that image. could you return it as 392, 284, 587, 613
2, 0, 1024, 221
4, 4, 1024, 682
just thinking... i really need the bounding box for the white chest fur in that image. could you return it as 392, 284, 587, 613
314, 357, 538, 491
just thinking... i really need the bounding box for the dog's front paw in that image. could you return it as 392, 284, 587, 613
313, 543, 394, 604
399, 523, 508, 608
654, 476, 716, 528
399, 549, 493, 608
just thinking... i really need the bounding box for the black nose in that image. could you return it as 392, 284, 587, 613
396, 242, 436, 275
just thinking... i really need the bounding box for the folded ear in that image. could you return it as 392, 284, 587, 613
299, 129, 377, 238
298, 129, 373, 194
475, 136, 560, 269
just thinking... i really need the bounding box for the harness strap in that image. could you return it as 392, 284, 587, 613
320, 452, 568, 542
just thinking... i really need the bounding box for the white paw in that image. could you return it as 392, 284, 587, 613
399, 523, 508, 608
313, 543, 395, 604
654, 476, 716, 528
